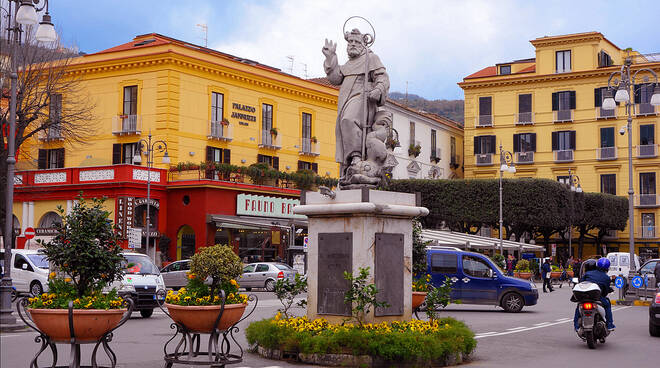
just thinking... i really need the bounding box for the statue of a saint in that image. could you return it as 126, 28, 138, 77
322, 28, 392, 189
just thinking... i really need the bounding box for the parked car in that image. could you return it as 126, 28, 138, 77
606, 252, 641, 279
239, 262, 297, 292
160, 260, 191, 289
424, 247, 538, 312
111, 252, 166, 318
636, 258, 660, 299
651, 290, 660, 337
0, 249, 50, 296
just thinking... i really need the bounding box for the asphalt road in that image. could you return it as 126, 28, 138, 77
1, 285, 658, 368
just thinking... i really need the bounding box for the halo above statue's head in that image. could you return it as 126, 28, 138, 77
343, 16, 375, 48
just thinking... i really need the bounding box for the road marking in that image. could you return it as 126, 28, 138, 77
533, 322, 552, 326
506, 326, 527, 331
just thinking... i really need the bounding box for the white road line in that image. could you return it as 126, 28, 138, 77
506, 326, 527, 331
534, 322, 552, 326
554, 318, 571, 322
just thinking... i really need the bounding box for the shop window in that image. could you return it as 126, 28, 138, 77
38, 148, 64, 169
134, 204, 158, 229
112, 143, 140, 165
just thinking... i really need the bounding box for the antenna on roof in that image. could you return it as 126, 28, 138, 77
286, 55, 294, 74
302, 63, 308, 79
405, 81, 409, 106
196, 23, 208, 47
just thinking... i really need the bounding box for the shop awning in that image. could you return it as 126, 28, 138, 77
421, 229, 544, 252
209, 215, 307, 231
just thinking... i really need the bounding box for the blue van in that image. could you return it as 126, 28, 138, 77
425, 247, 538, 312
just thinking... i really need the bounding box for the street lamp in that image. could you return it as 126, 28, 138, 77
602, 56, 660, 280
566, 168, 582, 260
499, 142, 515, 255
2, 0, 56, 327
133, 133, 169, 261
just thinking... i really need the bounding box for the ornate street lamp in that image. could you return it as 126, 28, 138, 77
133, 133, 169, 261
499, 142, 515, 255
602, 56, 660, 280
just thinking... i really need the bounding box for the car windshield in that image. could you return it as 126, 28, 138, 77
122, 254, 159, 275
27, 254, 49, 269
275, 264, 292, 270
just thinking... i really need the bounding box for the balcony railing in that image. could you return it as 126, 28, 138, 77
514, 112, 534, 125
515, 151, 534, 164
637, 144, 658, 158
38, 126, 64, 141
299, 137, 320, 156
112, 115, 142, 135
640, 226, 657, 239
430, 148, 441, 163
553, 109, 573, 123
208, 120, 232, 141
636, 194, 659, 207
596, 146, 617, 160
553, 149, 574, 162
476, 115, 493, 127
475, 153, 493, 166
635, 102, 657, 116
596, 107, 616, 119
259, 130, 282, 149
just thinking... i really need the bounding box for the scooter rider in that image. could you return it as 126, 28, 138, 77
573, 258, 615, 331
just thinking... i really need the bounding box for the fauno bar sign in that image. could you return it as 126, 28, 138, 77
236, 194, 305, 219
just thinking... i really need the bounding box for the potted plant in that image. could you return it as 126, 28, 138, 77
164, 244, 247, 333
270, 127, 278, 137
220, 118, 229, 126
412, 274, 430, 310
385, 136, 400, 150
310, 136, 318, 144
566, 264, 574, 278
514, 259, 532, 279
550, 264, 562, 279
408, 143, 421, 158
28, 196, 128, 343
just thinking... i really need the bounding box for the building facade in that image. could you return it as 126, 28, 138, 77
459, 32, 659, 259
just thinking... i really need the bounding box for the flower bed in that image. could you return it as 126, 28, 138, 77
246, 316, 475, 367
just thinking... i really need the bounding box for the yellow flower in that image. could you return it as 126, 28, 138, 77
64, 277, 72, 283
230, 279, 238, 286
274, 311, 281, 321
49, 272, 56, 279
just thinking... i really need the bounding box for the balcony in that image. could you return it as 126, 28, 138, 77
38, 126, 64, 142
299, 137, 320, 156
259, 130, 281, 149
475, 153, 493, 166
640, 226, 657, 239
430, 148, 441, 163
475, 115, 492, 127
596, 107, 616, 119
112, 115, 142, 135
596, 146, 617, 160
553, 149, 574, 162
208, 120, 232, 142
553, 110, 573, 123
515, 151, 534, 164
635, 194, 659, 207
635, 103, 657, 116
637, 144, 658, 158
514, 112, 534, 125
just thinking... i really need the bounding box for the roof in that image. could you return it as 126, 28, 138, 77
463, 63, 536, 80
530, 31, 621, 50
464, 66, 497, 79
421, 229, 544, 251
386, 99, 463, 130
307, 77, 338, 89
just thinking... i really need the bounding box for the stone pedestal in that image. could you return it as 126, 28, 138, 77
294, 189, 428, 324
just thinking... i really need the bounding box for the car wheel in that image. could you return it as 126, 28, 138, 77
650, 322, 660, 337
30, 281, 43, 296
140, 309, 154, 318
501, 292, 524, 313
265, 279, 276, 292
244, 287, 252, 291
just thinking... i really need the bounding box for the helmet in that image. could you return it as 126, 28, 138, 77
582, 259, 598, 274
596, 257, 611, 271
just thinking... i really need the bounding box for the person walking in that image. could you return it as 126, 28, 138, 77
542, 258, 554, 293
506, 255, 516, 276
654, 260, 660, 289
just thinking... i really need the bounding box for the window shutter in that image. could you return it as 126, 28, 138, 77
56, 148, 65, 168
513, 134, 520, 153
531, 133, 537, 151
272, 156, 279, 170
569, 91, 576, 109
552, 92, 559, 111
38, 149, 47, 169
594, 88, 602, 107
552, 132, 558, 151
519, 94, 532, 113
570, 131, 576, 150
634, 84, 641, 103
488, 136, 496, 154
311, 162, 318, 174
297, 160, 304, 171
223, 149, 230, 164
257, 154, 264, 164
206, 146, 213, 162
112, 144, 122, 165
473, 136, 480, 154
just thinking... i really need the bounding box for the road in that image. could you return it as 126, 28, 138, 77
1, 285, 658, 367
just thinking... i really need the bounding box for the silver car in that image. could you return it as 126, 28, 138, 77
239, 262, 297, 292
160, 260, 191, 289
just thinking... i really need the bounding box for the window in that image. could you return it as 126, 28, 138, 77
211, 92, 224, 122
297, 160, 318, 173
262, 103, 273, 132
37, 148, 64, 169
556, 50, 571, 73
601, 174, 616, 195
499, 65, 511, 75
257, 154, 279, 170
640, 173, 656, 195
557, 176, 570, 185
431, 253, 457, 273
255, 264, 269, 272
49, 93, 62, 123
123, 86, 138, 115
598, 50, 613, 67
14, 254, 33, 272
517, 93, 533, 123
206, 146, 230, 164
112, 143, 140, 165
595, 87, 616, 118
430, 129, 438, 160
302, 113, 312, 139
462, 255, 493, 278
641, 213, 655, 239
243, 264, 255, 273
513, 133, 536, 152
640, 124, 655, 146
473, 135, 496, 154
478, 97, 492, 126
552, 130, 575, 150
409, 121, 416, 144
600, 127, 615, 148
450, 136, 457, 162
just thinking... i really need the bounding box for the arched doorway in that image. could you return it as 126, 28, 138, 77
176, 225, 195, 260
38, 211, 62, 229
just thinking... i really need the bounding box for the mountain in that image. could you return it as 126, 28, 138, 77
389, 92, 464, 125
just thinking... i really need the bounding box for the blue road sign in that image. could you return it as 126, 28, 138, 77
614, 276, 625, 289
631, 276, 644, 289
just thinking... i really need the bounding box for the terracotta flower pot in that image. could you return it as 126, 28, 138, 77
412, 291, 427, 310
28, 308, 127, 343
567, 270, 574, 277
517, 272, 532, 280
165, 303, 246, 333
550, 271, 562, 279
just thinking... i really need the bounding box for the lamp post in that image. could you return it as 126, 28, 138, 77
499, 142, 515, 256
602, 56, 660, 279
133, 133, 170, 261
566, 168, 582, 260
1, 0, 57, 327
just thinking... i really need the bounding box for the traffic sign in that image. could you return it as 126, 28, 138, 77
631, 276, 644, 289
614, 276, 625, 289
303, 236, 308, 253
24, 227, 35, 240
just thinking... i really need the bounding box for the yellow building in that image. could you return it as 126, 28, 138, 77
459, 32, 659, 259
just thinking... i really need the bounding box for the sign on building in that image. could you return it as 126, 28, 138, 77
128, 227, 142, 248
236, 194, 306, 219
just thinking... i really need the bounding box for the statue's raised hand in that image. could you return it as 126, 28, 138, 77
322, 38, 336, 58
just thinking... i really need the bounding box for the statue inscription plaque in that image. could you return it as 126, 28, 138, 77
374, 232, 404, 316
317, 232, 352, 316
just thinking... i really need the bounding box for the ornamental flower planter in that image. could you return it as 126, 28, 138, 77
517, 272, 532, 280
164, 302, 247, 333
567, 270, 574, 278
28, 308, 127, 343
550, 271, 562, 279
412, 291, 427, 310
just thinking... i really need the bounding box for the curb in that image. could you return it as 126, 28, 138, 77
610, 299, 651, 306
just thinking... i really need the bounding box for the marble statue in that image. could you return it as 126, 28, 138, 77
322, 28, 393, 189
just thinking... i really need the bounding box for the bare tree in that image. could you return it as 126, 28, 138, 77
1, 26, 97, 238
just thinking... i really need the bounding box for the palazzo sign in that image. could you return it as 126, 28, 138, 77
231, 103, 256, 127
236, 194, 305, 219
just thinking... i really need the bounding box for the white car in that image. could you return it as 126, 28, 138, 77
0, 249, 50, 296
606, 252, 641, 278
110, 252, 166, 318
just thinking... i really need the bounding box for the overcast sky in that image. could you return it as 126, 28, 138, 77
38, 0, 660, 100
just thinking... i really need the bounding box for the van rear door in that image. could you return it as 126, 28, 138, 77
428, 252, 461, 300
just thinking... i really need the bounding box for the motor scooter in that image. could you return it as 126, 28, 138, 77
571, 281, 610, 349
